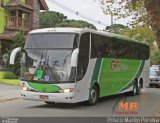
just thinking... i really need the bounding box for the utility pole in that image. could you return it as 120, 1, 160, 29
111, 12, 113, 32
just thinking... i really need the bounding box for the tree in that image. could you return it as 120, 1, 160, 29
7, 31, 24, 75
100, 0, 160, 48
39, 11, 67, 28
105, 24, 128, 34
122, 26, 160, 64
144, 0, 160, 49
122, 26, 155, 44
39, 11, 97, 30
150, 44, 160, 65
56, 20, 97, 30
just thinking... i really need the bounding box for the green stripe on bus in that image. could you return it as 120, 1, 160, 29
89, 58, 102, 99
91, 58, 102, 85
119, 60, 145, 92
98, 58, 142, 97
28, 82, 61, 93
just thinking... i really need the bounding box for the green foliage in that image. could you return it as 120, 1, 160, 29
3, 72, 18, 79
101, 0, 160, 49
121, 26, 160, 64
100, 0, 146, 27
150, 49, 160, 65
2, 79, 20, 86
0, 71, 17, 80
0, 71, 8, 82
122, 26, 155, 44
39, 11, 97, 29
56, 20, 97, 30
106, 24, 128, 30
39, 11, 67, 28
7, 31, 24, 76
105, 24, 128, 34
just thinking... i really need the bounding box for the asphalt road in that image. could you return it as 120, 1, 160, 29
0, 88, 160, 117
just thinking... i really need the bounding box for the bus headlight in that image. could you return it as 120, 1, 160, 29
21, 87, 28, 91
59, 88, 75, 93
21, 86, 31, 91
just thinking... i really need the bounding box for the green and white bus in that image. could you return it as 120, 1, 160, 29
10, 28, 150, 105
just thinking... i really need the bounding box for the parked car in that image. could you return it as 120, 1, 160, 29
149, 66, 160, 88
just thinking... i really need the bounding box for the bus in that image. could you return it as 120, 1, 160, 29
10, 28, 150, 105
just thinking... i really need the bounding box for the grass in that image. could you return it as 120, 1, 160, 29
0, 71, 20, 86
0, 71, 7, 82
1, 79, 20, 86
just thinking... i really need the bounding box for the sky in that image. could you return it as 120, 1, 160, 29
45, 0, 129, 30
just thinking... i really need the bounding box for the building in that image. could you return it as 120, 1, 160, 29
0, 0, 48, 70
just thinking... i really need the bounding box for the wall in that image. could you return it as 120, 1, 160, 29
33, 0, 40, 29
25, 0, 40, 29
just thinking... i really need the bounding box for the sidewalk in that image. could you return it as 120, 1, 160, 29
0, 83, 21, 102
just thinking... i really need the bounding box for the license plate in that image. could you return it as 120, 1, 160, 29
39, 95, 49, 100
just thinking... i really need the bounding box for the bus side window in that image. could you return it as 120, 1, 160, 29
77, 55, 85, 80
76, 33, 90, 81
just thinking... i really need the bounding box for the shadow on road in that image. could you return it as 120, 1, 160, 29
27, 93, 129, 109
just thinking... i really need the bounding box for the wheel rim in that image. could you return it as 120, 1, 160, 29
91, 89, 97, 103
133, 85, 136, 94
138, 84, 141, 94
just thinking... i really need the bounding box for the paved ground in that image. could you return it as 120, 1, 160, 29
0, 84, 159, 117
0, 83, 21, 102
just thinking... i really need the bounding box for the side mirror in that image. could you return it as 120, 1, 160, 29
10, 47, 21, 64
71, 48, 79, 67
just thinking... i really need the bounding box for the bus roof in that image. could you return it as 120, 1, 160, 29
29, 27, 148, 45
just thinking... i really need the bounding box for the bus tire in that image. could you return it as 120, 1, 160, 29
130, 83, 137, 96
87, 85, 99, 106
45, 101, 55, 105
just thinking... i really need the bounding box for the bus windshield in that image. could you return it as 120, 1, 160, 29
21, 33, 78, 83
25, 33, 78, 49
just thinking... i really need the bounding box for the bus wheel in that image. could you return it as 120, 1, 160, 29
130, 83, 137, 96
45, 101, 55, 105
136, 82, 141, 95
87, 86, 99, 106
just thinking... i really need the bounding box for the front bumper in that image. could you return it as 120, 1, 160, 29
21, 90, 76, 103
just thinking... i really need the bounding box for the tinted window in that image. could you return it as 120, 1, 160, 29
91, 33, 149, 60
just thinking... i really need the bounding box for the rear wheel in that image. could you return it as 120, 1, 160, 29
87, 86, 99, 106
136, 82, 142, 95
130, 83, 137, 96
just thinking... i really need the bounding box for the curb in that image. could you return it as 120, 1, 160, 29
0, 97, 21, 103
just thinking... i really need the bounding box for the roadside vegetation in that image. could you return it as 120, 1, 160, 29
0, 71, 20, 85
